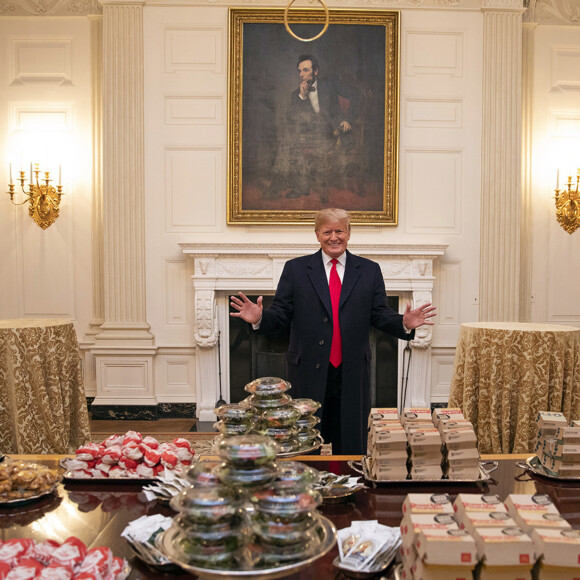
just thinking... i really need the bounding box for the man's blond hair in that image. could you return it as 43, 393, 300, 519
314, 208, 351, 232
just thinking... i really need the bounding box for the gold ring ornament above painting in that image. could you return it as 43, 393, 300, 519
554, 169, 580, 234
284, 0, 329, 42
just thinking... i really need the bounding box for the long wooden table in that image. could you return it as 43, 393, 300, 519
2, 454, 579, 579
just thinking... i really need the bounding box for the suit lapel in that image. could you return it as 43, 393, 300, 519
307, 250, 332, 317
340, 250, 361, 307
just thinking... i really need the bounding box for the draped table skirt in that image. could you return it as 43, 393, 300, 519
448, 322, 580, 454
0, 318, 91, 454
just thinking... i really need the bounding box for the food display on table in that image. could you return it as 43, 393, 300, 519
528, 411, 580, 479
397, 492, 580, 580
157, 434, 336, 574
0, 536, 128, 579
0, 460, 62, 503
61, 431, 195, 479
360, 407, 484, 482
213, 377, 323, 456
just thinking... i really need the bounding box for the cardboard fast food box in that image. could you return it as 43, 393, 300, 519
412, 559, 474, 580
438, 420, 475, 435
369, 422, 407, 447
536, 412, 568, 435
456, 510, 517, 534
453, 494, 506, 515
531, 528, 580, 568
410, 465, 444, 480
414, 527, 477, 567
533, 561, 580, 580
446, 447, 480, 463
370, 461, 408, 481
475, 563, 532, 580
400, 512, 458, 548
402, 407, 433, 424
371, 448, 408, 462
505, 494, 559, 516
410, 455, 443, 467
445, 465, 481, 480
368, 407, 399, 428
432, 407, 465, 425
443, 428, 478, 450
402, 493, 454, 515
471, 526, 535, 566
511, 511, 571, 534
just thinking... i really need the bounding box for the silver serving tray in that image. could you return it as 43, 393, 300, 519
349, 456, 496, 484
0, 483, 60, 506
157, 515, 337, 579
519, 455, 580, 482
277, 435, 324, 458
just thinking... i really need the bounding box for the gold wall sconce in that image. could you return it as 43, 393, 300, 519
7, 163, 63, 229
554, 169, 580, 234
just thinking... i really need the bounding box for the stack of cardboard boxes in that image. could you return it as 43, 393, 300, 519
367, 408, 408, 480
399, 493, 476, 580
367, 407, 480, 481
399, 492, 580, 579
535, 412, 580, 478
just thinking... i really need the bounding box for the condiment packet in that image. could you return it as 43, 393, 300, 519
337, 520, 401, 571
121, 514, 173, 543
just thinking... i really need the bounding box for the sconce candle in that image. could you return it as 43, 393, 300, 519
554, 169, 580, 234
6, 163, 64, 229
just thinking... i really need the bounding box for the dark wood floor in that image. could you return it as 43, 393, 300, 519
89, 417, 216, 434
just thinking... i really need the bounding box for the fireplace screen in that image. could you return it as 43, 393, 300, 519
229, 295, 399, 407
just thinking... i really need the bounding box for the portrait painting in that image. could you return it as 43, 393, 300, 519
227, 8, 400, 225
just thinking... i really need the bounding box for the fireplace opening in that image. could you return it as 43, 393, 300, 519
229, 295, 399, 407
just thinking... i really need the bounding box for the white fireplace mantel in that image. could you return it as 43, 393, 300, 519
180, 242, 447, 421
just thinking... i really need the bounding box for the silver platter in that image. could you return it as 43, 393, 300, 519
157, 515, 337, 579
349, 456, 496, 484
276, 435, 324, 458
0, 483, 60, 506
521, 455, 580, 482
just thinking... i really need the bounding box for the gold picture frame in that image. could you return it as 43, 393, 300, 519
227, 8, 400, 225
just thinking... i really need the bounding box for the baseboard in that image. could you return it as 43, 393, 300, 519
89, 401, 196, 420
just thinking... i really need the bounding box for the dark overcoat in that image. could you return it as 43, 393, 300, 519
256, 249, 413, 454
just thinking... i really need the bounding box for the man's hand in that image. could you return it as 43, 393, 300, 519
230, 292, 263, 325
338, 120, 352, 133
299, 80, 310, 98
402, 302, 437, 330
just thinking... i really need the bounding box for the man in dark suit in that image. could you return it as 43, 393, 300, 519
269, 55, 359, 200
230, 208, 436, 455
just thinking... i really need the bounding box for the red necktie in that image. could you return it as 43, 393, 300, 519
329, 259, 342, 367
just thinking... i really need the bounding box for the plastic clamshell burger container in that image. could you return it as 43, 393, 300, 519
472, 527, 534, 566
530, 528, 580, 567
415, 528, 477, 567
403, 493, 454, 515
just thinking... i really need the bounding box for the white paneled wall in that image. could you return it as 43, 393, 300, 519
2, 1, 579, 410
531, 25, 580, 327
0, 17, 93, 333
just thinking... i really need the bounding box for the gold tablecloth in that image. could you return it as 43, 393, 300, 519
449, 322, 580, 454
0, 318, 91, 454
